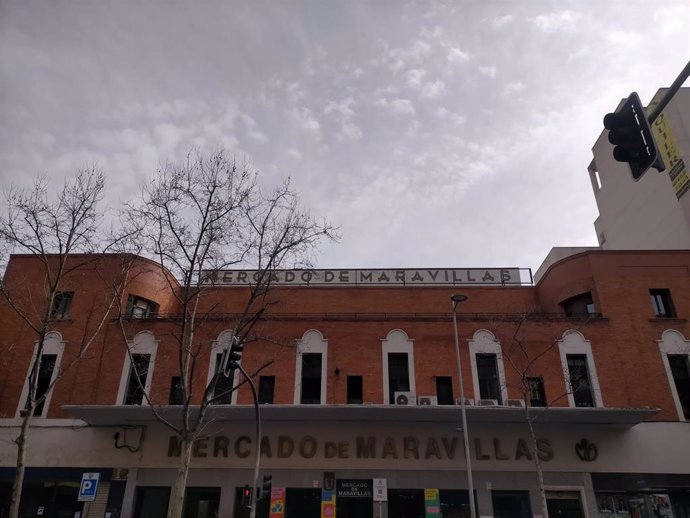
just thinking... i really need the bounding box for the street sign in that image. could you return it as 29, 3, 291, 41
373, 478, 387, 502
78, 472, 100, 502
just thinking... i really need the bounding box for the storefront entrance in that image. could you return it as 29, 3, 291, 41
493, 491, 532, 518
547, 491, 585, 518
336, 479, 373, 518
285, 488, 320, 518
388, 489, 425, 518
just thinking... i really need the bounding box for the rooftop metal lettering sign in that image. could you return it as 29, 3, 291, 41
202, 268, 527, 286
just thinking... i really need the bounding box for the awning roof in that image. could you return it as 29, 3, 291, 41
63, 404, 658, 427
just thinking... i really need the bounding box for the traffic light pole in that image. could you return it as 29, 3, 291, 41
238, 363, 262, 518
646, 60, 690, 124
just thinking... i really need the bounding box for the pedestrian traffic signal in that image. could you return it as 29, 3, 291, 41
241, 484, 252, 507
220, 333, 244, 377
603, 92, 663, 181
261, 475, 272, 499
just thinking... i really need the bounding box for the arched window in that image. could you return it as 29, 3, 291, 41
657, 330, 690, 421
557, 330, 603, 408
294, 330, 328, 404
382, 329, 416, 405
17, 331, 65, 418
469, 330, 507, 404
117, 331, 158, 405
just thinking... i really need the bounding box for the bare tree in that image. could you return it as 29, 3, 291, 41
495, 314, 597, 518
0, 169, 131, 518
118, 149, 336, 518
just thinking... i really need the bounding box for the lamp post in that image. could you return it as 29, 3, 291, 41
451, 294, 476, 518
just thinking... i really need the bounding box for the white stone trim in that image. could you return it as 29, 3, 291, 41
381, 329, 416, 405
657, 329, 690, 421
469, 329, 507, 404
558, 330, 603, 408
294, 329, 328, 404
16, 331, 66, 418
116, 331, 158, 405
207, 330, 240, 405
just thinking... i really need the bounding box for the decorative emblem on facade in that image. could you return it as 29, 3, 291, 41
575, 438, 598, 461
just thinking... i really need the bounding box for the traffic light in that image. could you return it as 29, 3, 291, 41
261, 474, 272, 499
240, 484, 252, 508
220, 334, 244, 377
603, 91, 663, 181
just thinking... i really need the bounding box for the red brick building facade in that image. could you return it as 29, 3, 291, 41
1, 249, 689, 518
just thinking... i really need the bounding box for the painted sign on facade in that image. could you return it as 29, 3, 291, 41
269, 487, 285, 518
649, 92, 690, 199
424, 489, 441, 518
202, 267, 524, 286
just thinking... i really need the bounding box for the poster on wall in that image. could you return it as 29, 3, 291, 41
424, 489, 441, 518
270, 487, 286, 518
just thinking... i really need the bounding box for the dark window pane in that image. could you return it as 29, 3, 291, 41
477, 354, 502, 404
650, 289, 676, 318
435, 376, 454, 405
388, 353, 410, 404
30, 354, 57, 415
127, 294, 159, 319
258, 376, 275, 405
50, 292, 74, 319
561, 292, 596, 317
212, 352, 234, 404
347, 375, 363, 404
134, 487, 170, 518
668, 355, 690, 419
527, 377, 547, 407
301, 353, 322, 404
567, 355, 594, 407
169, 376, 184, 405
124, 354, 150, 405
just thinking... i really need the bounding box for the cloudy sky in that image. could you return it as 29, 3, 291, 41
1, 1, 688, 274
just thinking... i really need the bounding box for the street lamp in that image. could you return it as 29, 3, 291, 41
451, 294, 476, 518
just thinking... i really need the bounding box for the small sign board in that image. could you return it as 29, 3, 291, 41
337, 479, 372, 498
78, 472, 100, 502
373, 478, 387, 502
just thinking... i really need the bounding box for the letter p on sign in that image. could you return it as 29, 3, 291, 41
78, 473, 101, 502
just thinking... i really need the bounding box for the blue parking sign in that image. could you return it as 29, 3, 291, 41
78, 473, 100, 502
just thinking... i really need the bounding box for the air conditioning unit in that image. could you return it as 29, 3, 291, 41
394, 391, 417, 406
417, 395, 438, 406
112, 468, 129, 480
478, 399, 499, 407
456, 397, 475, 406
506, 399, 526, 408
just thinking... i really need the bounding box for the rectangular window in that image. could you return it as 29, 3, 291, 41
567, 354, 595, 407
347, 376, 363, 404
258, 376, 275, 405
435, 376, 454, 405
211, 352, 234, 404
477, 353, 502, 404
124, 354, 151, 405
527, 377, 547, 407
561, 292, 596, 317
169, 376, 184, 405
300, 353, 322, 404
668, 355, 690, 419
50, 292, 74, 320
650, 289, 676, 318
388, 352, 410, 404
126, 295, 159, 319
27, 354, 57, 416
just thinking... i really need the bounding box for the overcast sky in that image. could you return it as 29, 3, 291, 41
1, 1, 688, 274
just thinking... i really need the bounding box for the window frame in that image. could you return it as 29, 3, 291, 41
294, 330, 328, 405
16, 331, 65, 418
650, 289, 676, 318
657, 329, 690, 421
469, 330, 507, 404
50, 291, 74, 320
126, 294, 159, 319
557, 330, 603, 408
347, 375, 364, 405
381, 329, 416, 405
258, 376, 276, 405
117, 331, 158, 405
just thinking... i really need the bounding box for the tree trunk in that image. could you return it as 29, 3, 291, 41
9, 411, 33, 518
525, 407, 549, 518
167, 437, 193, 518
